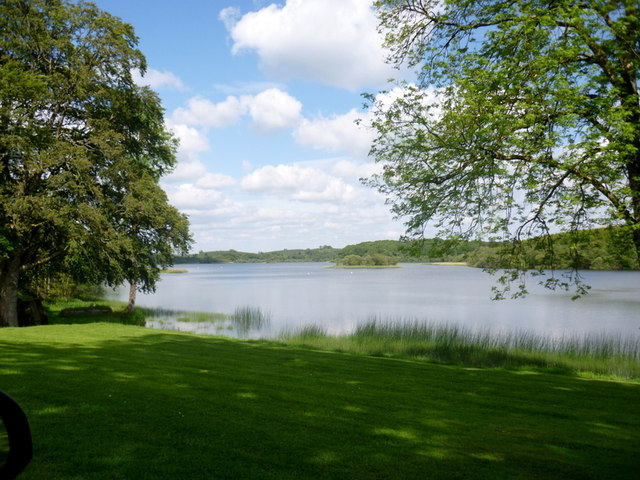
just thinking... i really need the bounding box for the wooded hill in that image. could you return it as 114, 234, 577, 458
174, 239, 484, 266
175, 227, 639, 271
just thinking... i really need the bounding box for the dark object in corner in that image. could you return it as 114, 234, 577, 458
17, 299, 48, 327
60, 306, 113, 317
0, 391, 33, 479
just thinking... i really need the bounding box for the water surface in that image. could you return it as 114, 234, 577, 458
106, 263, 640, 339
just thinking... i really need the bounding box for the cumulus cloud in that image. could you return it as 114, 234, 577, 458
247, 88, 302, 131
132, 68, 185, 90
162, 124, 210, 182
293, 108, 374, 158
167, 184, 225, 209
166, 184, 246, 220
330, 159, 381, 179
169, 88, 302, 132
166, 161, 208, 182
171, 96, 246, 128
241, 164, 358, 203
169, 124, 210, 155
162, 158, 403, 252
222, 0, 393, 90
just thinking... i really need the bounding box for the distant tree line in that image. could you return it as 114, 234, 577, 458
174, 246, 339, 264
174, 239, 481, 265
175, 228, 639, 271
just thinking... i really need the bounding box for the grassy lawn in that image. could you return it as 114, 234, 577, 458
0, 322, 639, 479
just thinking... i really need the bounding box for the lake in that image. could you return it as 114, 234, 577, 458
105, 263, 640, 340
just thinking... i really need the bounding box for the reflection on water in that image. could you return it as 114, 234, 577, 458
104, 263, 640, 340
143, 306, 271, 339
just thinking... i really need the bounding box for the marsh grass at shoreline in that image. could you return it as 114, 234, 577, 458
44, 299, 639, 380
280, 318, 640, 379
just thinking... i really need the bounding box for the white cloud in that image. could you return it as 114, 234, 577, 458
168, 184, 225, 209
163, 158, 404, 252
212, 81, 286, 95
196, 173, 237, 189
330, 159, 381, 179
166, 160, 208, 182
163, 124, 210, 182
169, 124, 210, 155
132, 68, 185, 90
373, 84, 443, 120
169, 88, 302, 132
171, 96, 246, 128
223, 0, 393, 90
247, 88, 302, 131
241, 164, 358, 203
293, 108, 374, 158
218, 6, 241, 31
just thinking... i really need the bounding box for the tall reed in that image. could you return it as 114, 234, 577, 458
228, 306, 271, 335
281, 317, 640, 379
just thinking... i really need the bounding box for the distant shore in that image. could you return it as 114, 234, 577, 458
327, 265, 401, 269
427, 262, 469, 266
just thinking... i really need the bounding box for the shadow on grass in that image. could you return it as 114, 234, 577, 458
1, 324, 639, 479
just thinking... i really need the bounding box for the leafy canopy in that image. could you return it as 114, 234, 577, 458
367, 0, 640, 296
0, 0, 191, 325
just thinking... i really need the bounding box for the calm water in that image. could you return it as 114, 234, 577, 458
106, 263, 640, 339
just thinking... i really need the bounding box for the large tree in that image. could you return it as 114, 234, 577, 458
368, 0, 639, 295
0, 0, 191, 326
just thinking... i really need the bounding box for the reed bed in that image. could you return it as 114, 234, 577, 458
142, 305, 271, 336
228, 306, 271, 334
281, 317, 640, 379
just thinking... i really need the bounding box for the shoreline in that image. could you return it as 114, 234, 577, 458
427, 262, 469, 266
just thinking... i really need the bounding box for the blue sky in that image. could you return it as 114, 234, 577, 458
92, 0, 409, 253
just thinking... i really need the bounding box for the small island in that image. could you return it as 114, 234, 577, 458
162, 268, 189, 274
330, 253, 400, 269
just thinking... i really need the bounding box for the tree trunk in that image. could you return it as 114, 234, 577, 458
17, 299, 48, 327
0, 254, 21, 327
125, 280, 137, 314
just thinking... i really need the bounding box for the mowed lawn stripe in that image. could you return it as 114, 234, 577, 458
0, 323, 638, 479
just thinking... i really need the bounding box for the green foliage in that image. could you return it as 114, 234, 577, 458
175, 239, 479, 264
0, 0, 191, 325
335, 253, 399, 266
466, 227, 639, 271
1, 323, 639, 478
368, 0, 640, 297
284, 319, 640, 379
175, 246, 339, 264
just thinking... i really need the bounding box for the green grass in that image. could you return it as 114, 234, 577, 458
281, 319, 640, 380
176, 312, 228, 323
1, 323, 639, 479
45, 298, 147, 326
